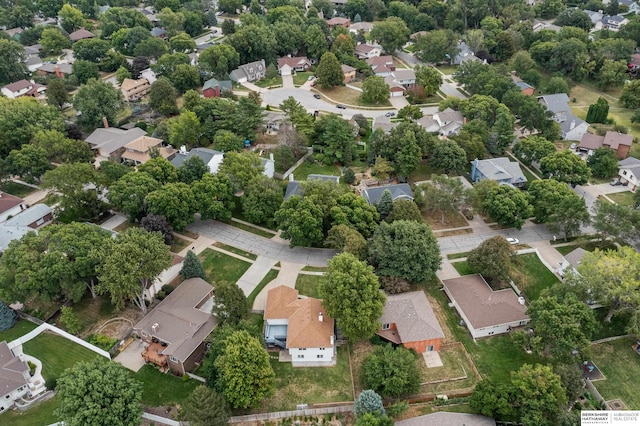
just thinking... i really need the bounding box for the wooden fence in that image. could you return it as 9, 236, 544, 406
229, 405, 353, 424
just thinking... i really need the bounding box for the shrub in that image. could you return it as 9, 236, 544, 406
135, 121, 148, 131
161, 284, 174, 295
88, 334, 118, 351
45, 377, 57, 390
354, 390, 385, 418
379, 276, 411, 294
60, 306, 83, 335
386, 401, 409, 418
343, 167, 356, 185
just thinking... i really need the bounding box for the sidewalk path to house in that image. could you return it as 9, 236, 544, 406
252, 262, 304, 311
188, 219, 335, 267
236, 256, 278, 296
526, 240, 566, 275
100, 213, 127, 231
436, 260, 462, 281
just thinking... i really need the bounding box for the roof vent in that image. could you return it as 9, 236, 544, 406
518, 297, 525, 305
318, 312, 323, 322
152, 323, 159, 333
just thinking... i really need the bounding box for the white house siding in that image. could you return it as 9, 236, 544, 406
619, 168, 639, 192
289, 347, 336, 366
145, 261, 184, 300
0, 204, 25, 223
471, 320, 530, 339
0, 385, 29, 412
563, 123, 590, 141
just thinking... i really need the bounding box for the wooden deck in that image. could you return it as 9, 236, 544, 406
142, 341, 167, 367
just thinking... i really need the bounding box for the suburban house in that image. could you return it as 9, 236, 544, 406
385, 76, 407, 97
373, 115, 399, 133
619, 0, 640, 13
277, 56, 312, 75
396, 412, 496, 426
150, 27, 168, 39
384, 69, 417, 96
349, 22, 373, 34
144, 254, 185, 301
417, 108, 465, 136
355, 44, 382, 59
511, 72, 534, 96
361, 183, 414, 205
86, 126, 147, 162
23, 45, 43, 72
601, 15, 628, 31
377, 291, 445, 353
326, 17, 351, 29
584, 10, 604, 27
284, 174, 341, 200
0, 341, 31, 413
368, 56, 395, 77
341, 64, 356, 83
263, 286, 336, 366
69, 28, 95, 42
140, 68, 158, 84
171, 147, 224, 174
261, 156, 275, 179
558, 247, 588, 279
120, 135, 176, 165
37, 63, 73, 76
617, 156, 640, 192
0, 192, 28, 223
229, 60, 266, 83
470, 158, 528, 188
133, 277, 216, 375
538, 94, 589, 141
532, 20, 561, 32
578, 131, 633, 159
1, 80, 46, 99
120, 78, 151, 102
202, 78, 232, 98
3, 27, 22, 40
3, 204, 53, 229
442, 274, 530, 339
264, 111, 285, 134
453, 41, 479, 65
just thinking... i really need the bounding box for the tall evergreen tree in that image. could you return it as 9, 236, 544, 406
180, 250, 206, 279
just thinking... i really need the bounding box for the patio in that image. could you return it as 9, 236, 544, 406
142, 341, 168, 368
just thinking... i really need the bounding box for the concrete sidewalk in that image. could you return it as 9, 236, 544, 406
100, 213, 127, 231
236, 256, 278, 296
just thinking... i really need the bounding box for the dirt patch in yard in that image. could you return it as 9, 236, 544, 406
422, 209, 469, 230
425, 291, 455, 343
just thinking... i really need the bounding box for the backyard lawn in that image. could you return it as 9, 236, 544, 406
418, 343, 479, 394
133, 365, 199, 407
199, 249, 251, 287
608, 191, 635, 207
22, 332, 102, 382
3, 396, 60, 426
0, 181, 37, 198
591, 337, 640, 409
292, 162, 341, 180
509, 253, 559, 301
258, 346, 353, 411
0, 319, 38, 342
295, 274, 324, 299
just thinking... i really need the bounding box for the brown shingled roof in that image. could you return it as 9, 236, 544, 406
0, 192, 23, 215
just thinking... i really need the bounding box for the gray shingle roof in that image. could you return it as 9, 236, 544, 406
361, 184, 414, 205
473, 157, 527, 184
284, 175, 341, 200
0, 226, 33, 252
565, 247, 587, 269
396, 412, 496, 426
0, 341, 29, 397
3, 204, 51, 227
85, 127, 147, 156
538, 93, 571, 113
170, 147, 222, 168
378, 291, 444, 343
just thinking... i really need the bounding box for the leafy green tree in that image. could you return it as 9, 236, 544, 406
313, 114, 356, 165
178, 156, 208, 184
354, 390, 385, 418
325, 224, 368, 260
510, 364, 568, 426
361, 76, 389, 104
330, 192, 379, 238
429, 140, 467, 173
544, 77, 570, 95
59, 306, 83, 335
149, 77, 178, 116
320, 253, 385, 341
598, 59, 628, 90
362, 345, 420, 397
591, 200, 640, 245
170, 64, 200, 93
31, 131, 93, 164
586, 97, 609, 124
548, 194, 588, 242
527, 287, 596, 359
397, 105, 423, 121
73, 79, 124, 130
620, 79, 640, 109
180, 250, 206, 279
46, 78, 69, 110
140, 214, 174, 245
73, 60, 100, 85
137, 158, 179, 185
169, 32, 195, 53
369, 220, 441, 283
97, 228, 172, 313
133, 37, 169, 60
145, 182, 197, 231
540, 150, 591, 186
192, 174, 235, 221
386, 199, 423, 223
73, 38, 111, 63
316, 52, 344, 89
218, 151, 263, 193
275, 196, 325, 247
99, 8, 152, 38
5, 145, 51, 183
214, 330, 275, 408
414, 65, 442, 96
39, 28, 71, 56
108, 172, 161, 222
528, 179, 574, 223
56, 359, 143, 426
469, 379, 515, 420
415, 29, 458, 64
0, 39, 28, 85
512, 136, 556, 166
354, 413, 394, 426
213, 130, 244, 152
183, 385, 230, 426
482, 185, 533, 229
212, 282, 248, 325
200, 44, 240, 77
587, 147, 619, 178
370, 17, 410, 53
304, 24, 328, 60
467, 236, 514, 286
242, 176, 283, 227
370, 123, 434, 177
168, 110, 202, 149
115, 66, 132, 85
59, 4, 86, 33
416, 175, 468, 224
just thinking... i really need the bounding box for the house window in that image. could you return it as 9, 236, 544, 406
426, 345, 434, 352
299, 348, 306, 350
36, 218, 44, 226
297, 355, 304, 359
382, 324, 390, 330
319, 348, 325, 350
317, 354, 324, 359
169, 356, 178, 363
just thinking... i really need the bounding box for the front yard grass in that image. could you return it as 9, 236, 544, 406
295, 274, 324, 299
317, 86, 392, 107
422, 209, 469, 231
509, 253, 559, 301
199, 248, 251, 287
292, 71, 313, 86
292, 162, 341, 180
0, 181, 37, 198
169, 235, 190, 253
408, 161, 436, 182
0, 319, 38, 343
247, 269, 279, 308
608, 191, 635, 207
23, 332, 102, 382
226, 220, 275, 239
592, 308, 630, 340
133, 364, 199, 407
591, 337, 640, 409
213, 242, 258, 260
257, 346, 353, 411
451, 260, 473, 276
254, 76, 283, 88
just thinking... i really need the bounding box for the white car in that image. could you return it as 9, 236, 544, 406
505, 237, 519, 245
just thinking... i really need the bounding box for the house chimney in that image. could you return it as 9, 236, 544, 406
54, 66, 62, 78
269, 152, 274, 161
318, 312, 323, 322
180, 145, 187, 155
511, 70, 516, 76
152, 323, 159, 333
102, 116, 109, 128
518, 297, 525, 305
289, 174, 294, 182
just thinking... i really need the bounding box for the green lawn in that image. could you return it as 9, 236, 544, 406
213, 242, 258, 260
408, 161, 436, 183
23, 332, 101, 382
426, 284, 546, 385
446, 252, 471, 260
510, 253, 559, 301
227, 220, 275, 239
295, 274, 324, 299
169, 236, 190, 254
451, 260, 474, 276
591, 337, 640, 409
592, 308, 630, 340
436, 65, 458, 75
133, 365, 199, 407
608, 191, 635, 207
0, 181, 37, 198
258, 346, 353, 411
199, 248, 251, 287
0, 319, 38, 343
292, 162, 341, 180
2, 395, 61, 426
301, 266, 328, 272
293, 71, 314, 86
254, 76, 283, 88
555, 241, 616, 256
247, 269, 279, 307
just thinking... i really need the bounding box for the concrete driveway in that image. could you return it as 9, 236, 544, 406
241, 81, 267, 93
389, 96, 409, 109
282, 73, 294, 89
574, 183, 632, 210
395, 51, 467, 99
114, 339, 146, 372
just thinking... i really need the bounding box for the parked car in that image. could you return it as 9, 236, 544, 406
385, 112, 396, 117
610, 179, 622, 186
313, 94, 321, 99
570, 143, 577, 150
307, 75, 315, 81
505, 237, 519, 245
336, 104, 346, 109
